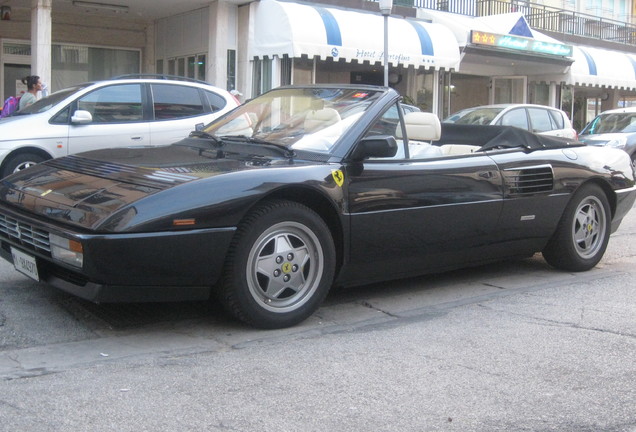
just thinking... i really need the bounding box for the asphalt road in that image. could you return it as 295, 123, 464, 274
0, 204, 635, 431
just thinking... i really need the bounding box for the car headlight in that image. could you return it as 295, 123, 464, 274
49, 233, 83, 268
606, 136, 627, 149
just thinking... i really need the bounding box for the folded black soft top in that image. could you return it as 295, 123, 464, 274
438, 124, 583, 151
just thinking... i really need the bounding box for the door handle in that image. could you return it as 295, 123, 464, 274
131, 136, 143, 141
479, 171, 495, 179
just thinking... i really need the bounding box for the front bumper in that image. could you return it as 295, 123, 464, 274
0, 206, 236, 302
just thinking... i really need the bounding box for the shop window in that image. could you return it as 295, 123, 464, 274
3, 42, 31, 56
187, 56, 196, 79
281, 55, 292, 86
262, 57, 272, 93
77, 84, 143, 123
197, 55, 206, 81
151, 84, 204, 120
252, 58, 262, 97
227, 50, 236, 91
252, 57, 273, 97
163, 54, 206, 80
51, 44, 140, 89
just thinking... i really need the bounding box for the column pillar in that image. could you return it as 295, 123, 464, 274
31, 0, 52, 93
549, 81, 558, 107
208, 0, 228, 88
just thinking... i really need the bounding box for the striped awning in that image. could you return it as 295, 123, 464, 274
249, 0, 461, 70
569, 45, 636, 90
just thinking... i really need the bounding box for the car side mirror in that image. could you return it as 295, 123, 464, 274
71, 110, 93, 124
195, 123, 205, 131
349, 135, 398, 161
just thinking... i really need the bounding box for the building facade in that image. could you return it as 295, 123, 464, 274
1, 0, 636, 129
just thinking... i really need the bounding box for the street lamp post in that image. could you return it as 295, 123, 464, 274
379, 0, 393, 87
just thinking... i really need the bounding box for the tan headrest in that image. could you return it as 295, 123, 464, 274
397, 111, 441, 141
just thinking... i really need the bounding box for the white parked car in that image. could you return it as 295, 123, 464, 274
444, 104, 577, 139
0, 76, 239, 178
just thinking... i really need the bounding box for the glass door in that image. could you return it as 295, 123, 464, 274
491, 76, 527, 104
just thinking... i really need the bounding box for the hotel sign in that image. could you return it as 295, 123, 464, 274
470, 30, 573, 57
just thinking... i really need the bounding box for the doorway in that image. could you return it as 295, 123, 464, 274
3, 64, 30, 101
491, 76, 527, 104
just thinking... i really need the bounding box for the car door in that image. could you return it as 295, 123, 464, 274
343, 105, 504, 282
147, 84, 222, 145
67, 83, 150, 155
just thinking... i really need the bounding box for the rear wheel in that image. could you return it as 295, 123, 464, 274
543, 184, 610, 272
219, 200, 336, 329
1, 153, 47, 178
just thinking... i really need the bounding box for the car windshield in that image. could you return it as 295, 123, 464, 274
15, 85, 87, 115
581, 112, 636, 135
444, 107, 504, 125
203, 87, 382, 153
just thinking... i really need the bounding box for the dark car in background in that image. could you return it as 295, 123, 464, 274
0, 85, 634, 329
578, 106, 636, 169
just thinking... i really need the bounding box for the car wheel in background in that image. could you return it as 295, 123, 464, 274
219, 200, 336, 329
543, 184, 610, 272
1, 153, 47, 178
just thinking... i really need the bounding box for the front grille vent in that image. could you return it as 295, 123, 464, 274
0, 213, 51, 254
504, 165, 554, 195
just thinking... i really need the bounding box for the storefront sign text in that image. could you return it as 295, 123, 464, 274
470, 30, 573, 57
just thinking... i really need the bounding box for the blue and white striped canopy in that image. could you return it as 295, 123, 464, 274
250, 0, 461, 70
570, 46, 636, 90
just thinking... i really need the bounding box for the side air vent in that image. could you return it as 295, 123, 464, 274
503, 165, 554, 195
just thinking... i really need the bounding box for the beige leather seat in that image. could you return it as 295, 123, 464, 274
397, 112, 443, 159
439, 144, 480, 155
304, 108, 341, 132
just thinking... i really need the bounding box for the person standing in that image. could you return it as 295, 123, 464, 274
18, 75, 43, 110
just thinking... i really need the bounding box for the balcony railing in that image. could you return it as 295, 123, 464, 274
411, 0, 636, 46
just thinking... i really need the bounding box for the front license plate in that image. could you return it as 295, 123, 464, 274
11, 247, 40, 281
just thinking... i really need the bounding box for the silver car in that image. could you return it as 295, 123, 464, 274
578, 106, 636, 169
0, 76, 239, 178
444, 104, 577, 139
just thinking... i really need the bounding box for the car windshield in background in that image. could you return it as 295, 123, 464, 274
581, 113, 636, 135
15, 85, 87, 115
204, 87, 381, 153
444, 107, 504, 125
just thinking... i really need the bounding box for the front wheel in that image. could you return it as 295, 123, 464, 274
543, 184, 611, 272
219, 200, 336, 329
1, 153, 47, 178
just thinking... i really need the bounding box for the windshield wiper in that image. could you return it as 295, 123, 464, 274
189, 130, 223, 146
220, 135, 295, 158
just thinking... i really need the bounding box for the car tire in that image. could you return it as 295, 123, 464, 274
542, 184, 610, 272
1, 153, 47, 178
219, 199, 336, 329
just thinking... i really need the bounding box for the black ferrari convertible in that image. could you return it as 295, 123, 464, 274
1, 85, 635, 328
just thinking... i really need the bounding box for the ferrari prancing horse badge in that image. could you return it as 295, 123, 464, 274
331, 169, 344, 187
